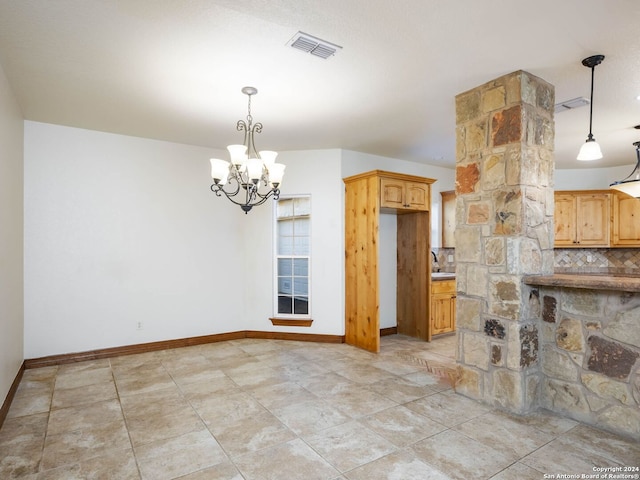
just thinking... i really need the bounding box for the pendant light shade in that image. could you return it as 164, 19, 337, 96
577, 55, 605, 161
610, 141, 640, 199
577, 137, 603, 161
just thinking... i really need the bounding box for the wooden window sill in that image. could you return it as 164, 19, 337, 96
269, 318, 313, 327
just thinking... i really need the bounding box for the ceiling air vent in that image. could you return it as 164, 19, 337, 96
287, 32, 342, 60
554, 97, 589, 114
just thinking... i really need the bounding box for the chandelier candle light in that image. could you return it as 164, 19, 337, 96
577, 54, 605, 161
209, 87, 286, 213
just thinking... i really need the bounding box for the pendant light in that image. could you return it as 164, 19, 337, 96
610, 141, 640, 198
577, 55, 605, 161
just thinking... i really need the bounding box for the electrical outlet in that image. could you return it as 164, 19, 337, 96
587, 255, 593, 263
447, 254, 454, 262
136, 321, 143, 330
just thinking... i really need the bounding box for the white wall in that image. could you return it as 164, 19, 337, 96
22, 120, 465, 358
555, 164, 635, 190
24, 122, 247, 358
0, 63, 24, 401
379, 213, 398, 329
24, 127, 348, 358
242, 149, 345, 335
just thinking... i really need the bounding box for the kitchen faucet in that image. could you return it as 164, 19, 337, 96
431, 251, 440, 272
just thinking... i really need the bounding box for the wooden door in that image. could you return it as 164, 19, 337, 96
612, 192, 640, 246
397, 212, 430, 341
576, 194, 609, 246
344, 174, 380, 352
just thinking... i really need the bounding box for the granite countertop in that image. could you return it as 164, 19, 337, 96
431, 272, 455, 281
523, 273, 640, 293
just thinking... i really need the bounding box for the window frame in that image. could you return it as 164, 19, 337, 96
271, 194, 312, 323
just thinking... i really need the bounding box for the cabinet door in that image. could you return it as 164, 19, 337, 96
431, 293, 454, 335
554, 194, 575, 246
380, 178, 406, 209
431, 280, 455, 335
576, 194, 609, 246
405, 182, 429, 211
612, 192, 640, 246
554, 192, 610, 247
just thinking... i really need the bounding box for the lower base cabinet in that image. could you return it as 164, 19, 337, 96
431, 279, 456, 335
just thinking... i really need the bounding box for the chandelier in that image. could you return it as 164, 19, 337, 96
610, 141, 640, 199
209, 87, 286, 213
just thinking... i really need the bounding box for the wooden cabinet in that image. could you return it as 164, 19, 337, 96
380, 177, 429, 211
431, 279, 456, 335
344, 170, 435, 352
554, 191, 610, 247
611, 191, 640, 246
441, 190, 456, 248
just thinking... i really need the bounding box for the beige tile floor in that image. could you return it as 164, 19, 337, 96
1, 334, 638, 479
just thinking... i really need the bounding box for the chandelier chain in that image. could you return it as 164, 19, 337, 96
246, 93, 252, 125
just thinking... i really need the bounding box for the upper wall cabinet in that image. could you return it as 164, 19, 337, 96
380, 177, 429, 211
554, 190, 640, 248
611, 191, 640, 247
441, 190, 456, 248
554, 191, 610, 247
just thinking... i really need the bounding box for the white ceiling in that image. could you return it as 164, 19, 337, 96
0, 0, 638, 170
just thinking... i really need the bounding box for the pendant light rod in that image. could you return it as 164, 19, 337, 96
583, 55, 604, 140
577, 54, 605, 161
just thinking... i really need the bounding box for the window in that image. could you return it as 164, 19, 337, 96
274, 196, 310, 318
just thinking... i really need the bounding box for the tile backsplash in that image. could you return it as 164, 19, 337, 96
433, 247, 640, 275
433, 248, 456, 273
554, 248, 640, 274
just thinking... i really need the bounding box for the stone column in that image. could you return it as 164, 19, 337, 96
454, 70, 554, 413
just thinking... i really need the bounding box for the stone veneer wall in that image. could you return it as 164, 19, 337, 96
454, 70, 555, 413
537, 286, 640, 439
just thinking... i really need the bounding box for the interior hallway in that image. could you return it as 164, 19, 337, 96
1, 334, 637, 479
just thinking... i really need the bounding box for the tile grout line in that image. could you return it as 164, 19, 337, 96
110, 357, 145, 480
